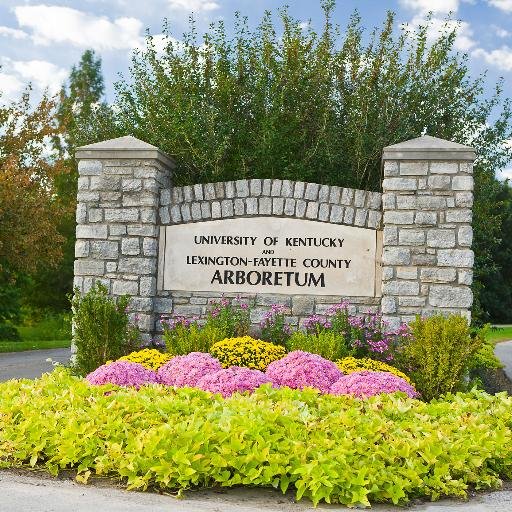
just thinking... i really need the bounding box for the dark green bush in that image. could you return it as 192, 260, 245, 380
0, 324, 20, 341
70, 283, 139, 376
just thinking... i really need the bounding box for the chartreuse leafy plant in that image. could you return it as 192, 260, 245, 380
403, 315, 484, 401
2, 369, 512, 506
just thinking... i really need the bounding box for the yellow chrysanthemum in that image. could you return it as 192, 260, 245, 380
210, 336, 286, 371
118, 349, 173, 371
335, 356, 412, 384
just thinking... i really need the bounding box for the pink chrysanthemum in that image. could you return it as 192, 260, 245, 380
157, 352, 222, 387
196, 366, 272, 398
265, 350, 342, 393
86, 360, 158, 389
329, 371, 419, 398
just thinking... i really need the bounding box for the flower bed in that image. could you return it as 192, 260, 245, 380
1, 368, 511, 507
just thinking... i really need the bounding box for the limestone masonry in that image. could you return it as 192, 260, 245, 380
74, 134, 475, 340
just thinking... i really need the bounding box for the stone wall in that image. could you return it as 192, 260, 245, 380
74, 134, 476, 342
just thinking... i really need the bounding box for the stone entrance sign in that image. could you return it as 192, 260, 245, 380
159, 217, 382, 296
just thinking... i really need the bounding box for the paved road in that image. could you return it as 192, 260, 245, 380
494, 340, 512, 381
0, 471, 511, 512
0, 348, 70, 381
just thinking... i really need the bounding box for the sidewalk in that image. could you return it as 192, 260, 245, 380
1, 470, 511, 512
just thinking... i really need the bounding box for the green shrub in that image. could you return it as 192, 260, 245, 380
205, 298, 250, 337
162, 317, 224, 355
70, 283, 139, 376
403, 315, 483, 401
0, 323, 20, 341
286, 330, 351, 361
1, 369, 512, 507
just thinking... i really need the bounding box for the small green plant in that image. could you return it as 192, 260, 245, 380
259, 304, 291, 346
70, 283, 140, 376
206, 297, 251, 337
286, 330, 351, 361
403, 314, 484, 401
161, 316, 224, 355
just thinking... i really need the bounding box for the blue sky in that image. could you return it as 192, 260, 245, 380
0, 0, 511, 177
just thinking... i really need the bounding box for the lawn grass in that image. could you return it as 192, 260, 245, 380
0, 339, 71, 353
487, 325, 512, 344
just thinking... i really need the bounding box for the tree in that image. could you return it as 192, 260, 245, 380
20, 50, 107, 312
79, 2, 512, 322
0, 89, 66, 327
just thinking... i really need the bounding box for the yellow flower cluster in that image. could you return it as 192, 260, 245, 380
210, 336, 286, 371
118, 349, 173, 371
336, 356, 412, 383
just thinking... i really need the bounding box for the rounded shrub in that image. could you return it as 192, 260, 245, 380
336, 356, 412, 383
196, 366, 272, 397
266, 350, 342, 393
157, 352, 222, 387
118, 348, 173, 371
85, 360, 157, 388
330, 371, 419, 398
210, 336, 286, 371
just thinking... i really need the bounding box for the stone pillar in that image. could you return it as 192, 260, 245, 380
74, 136, 175, 341
381, 135, 476, 327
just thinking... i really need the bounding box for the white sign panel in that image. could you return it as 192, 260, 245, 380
159, 217, 381, 296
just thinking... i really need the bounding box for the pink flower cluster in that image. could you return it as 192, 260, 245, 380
86, 361, 158, 389
196, 366, 272, 398
330, 371, 418, 398
266, 351, 342, 393
157, 352, 222, 387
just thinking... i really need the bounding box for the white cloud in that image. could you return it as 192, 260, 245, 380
488, 0, 512, 12
0, 72, 24, 102
399, 0, 461, 14
473, 45, 512, 71
0, 26, 28, 39
14, 4, 144, 51
493, 26, 511, 38
167, 0, 220, 12
498, 167, 512, 180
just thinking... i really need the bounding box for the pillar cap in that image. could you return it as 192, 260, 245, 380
76, 135, 175, 168
383, 135, 475, 161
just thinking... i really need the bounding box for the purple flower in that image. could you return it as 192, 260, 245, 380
196, 366, 272, 398
157, 352, 222, 387
329, 371, 419, 398
265, 351, 342, 393
86, 361, 158, 389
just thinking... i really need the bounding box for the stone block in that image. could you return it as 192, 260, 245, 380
221, 199, 234, 217
445, 209, 472, 223
305, 183, 319, 200
284, 198, 296, 216
458, 269, 473, 285
318, 185, 330, 203
204, 183, 215, 200
154, 297, 174, 313
383, 247, 411, 265
430, 162, 458, 174
458, 226, 473, 246
121, 238, 140, 256
452, 176, 474, 191
306, 201, 319, 219
76, 224, 108, 239
90, 176, 120, 191
271, 179, 282, 197
396, 266, 418, 280
78, 160, 102, 176
143, 238, 158, 256
367, 192, 382, 209
170, 204, 181, 223
398, 229, 425, 245
104, 208, 139, 222
367, 210, 382, 228
121, 179, 142, 192
76, 204, 87, 224
293, 181, 305, 199
415, 211, 437, 225
74, 259, 105, 276
437, 249, 474, 267
426, 229, 456, 248
211, 201, 221, 219
75, 240, 89, 258
382, 266, 394, 281
398, 296, 426, 307
160, 189, 171, 206
382, 178, 417, 191
412, 253, 436, 265
91, 241, 119, 259
262, 179, 272, 196
455, 192, 473, 207
295, 199, 307, 217
399, 161, 428, 175
233, 198, 245, 216
250, 179, 262, 196
191, 202, 202, 220
354, 190, 366, 207
383, 160, 399, 177
383, 211, 414, 225
77, 176, 89, 191
159, 207, 170, 224
329, 205, 344, 223
429, 285, 473, 308
181, 203, 191, 222
200, 201, 211, 219
318, 203, 330, 222
77, 191, 100, 202
383, 226, 398, 245
340, 188, 354, 205
112, 280, 139, 295
273, 197, 284, 215
343, 207, 355, 224
259, 197, 272, 215
354, 209, 367, 226
236, 179, 249, 197
382, 193, 396, 209
381, 296, 396, 314
382, 280, 420, 296
109, 225, 127, 236
246, 197, 258, 215
182, 185, 193, 202
215, 182, 226, 199
420, 267, 457, 282
281, 180, 294, 197
118, 257, 156, 275
427, 175, 451, 190
329, 186, 341, 204
193, 184, 203, 201
140, 276, 157, 296
141, 208, 156, 224
292, 296, 315, 315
